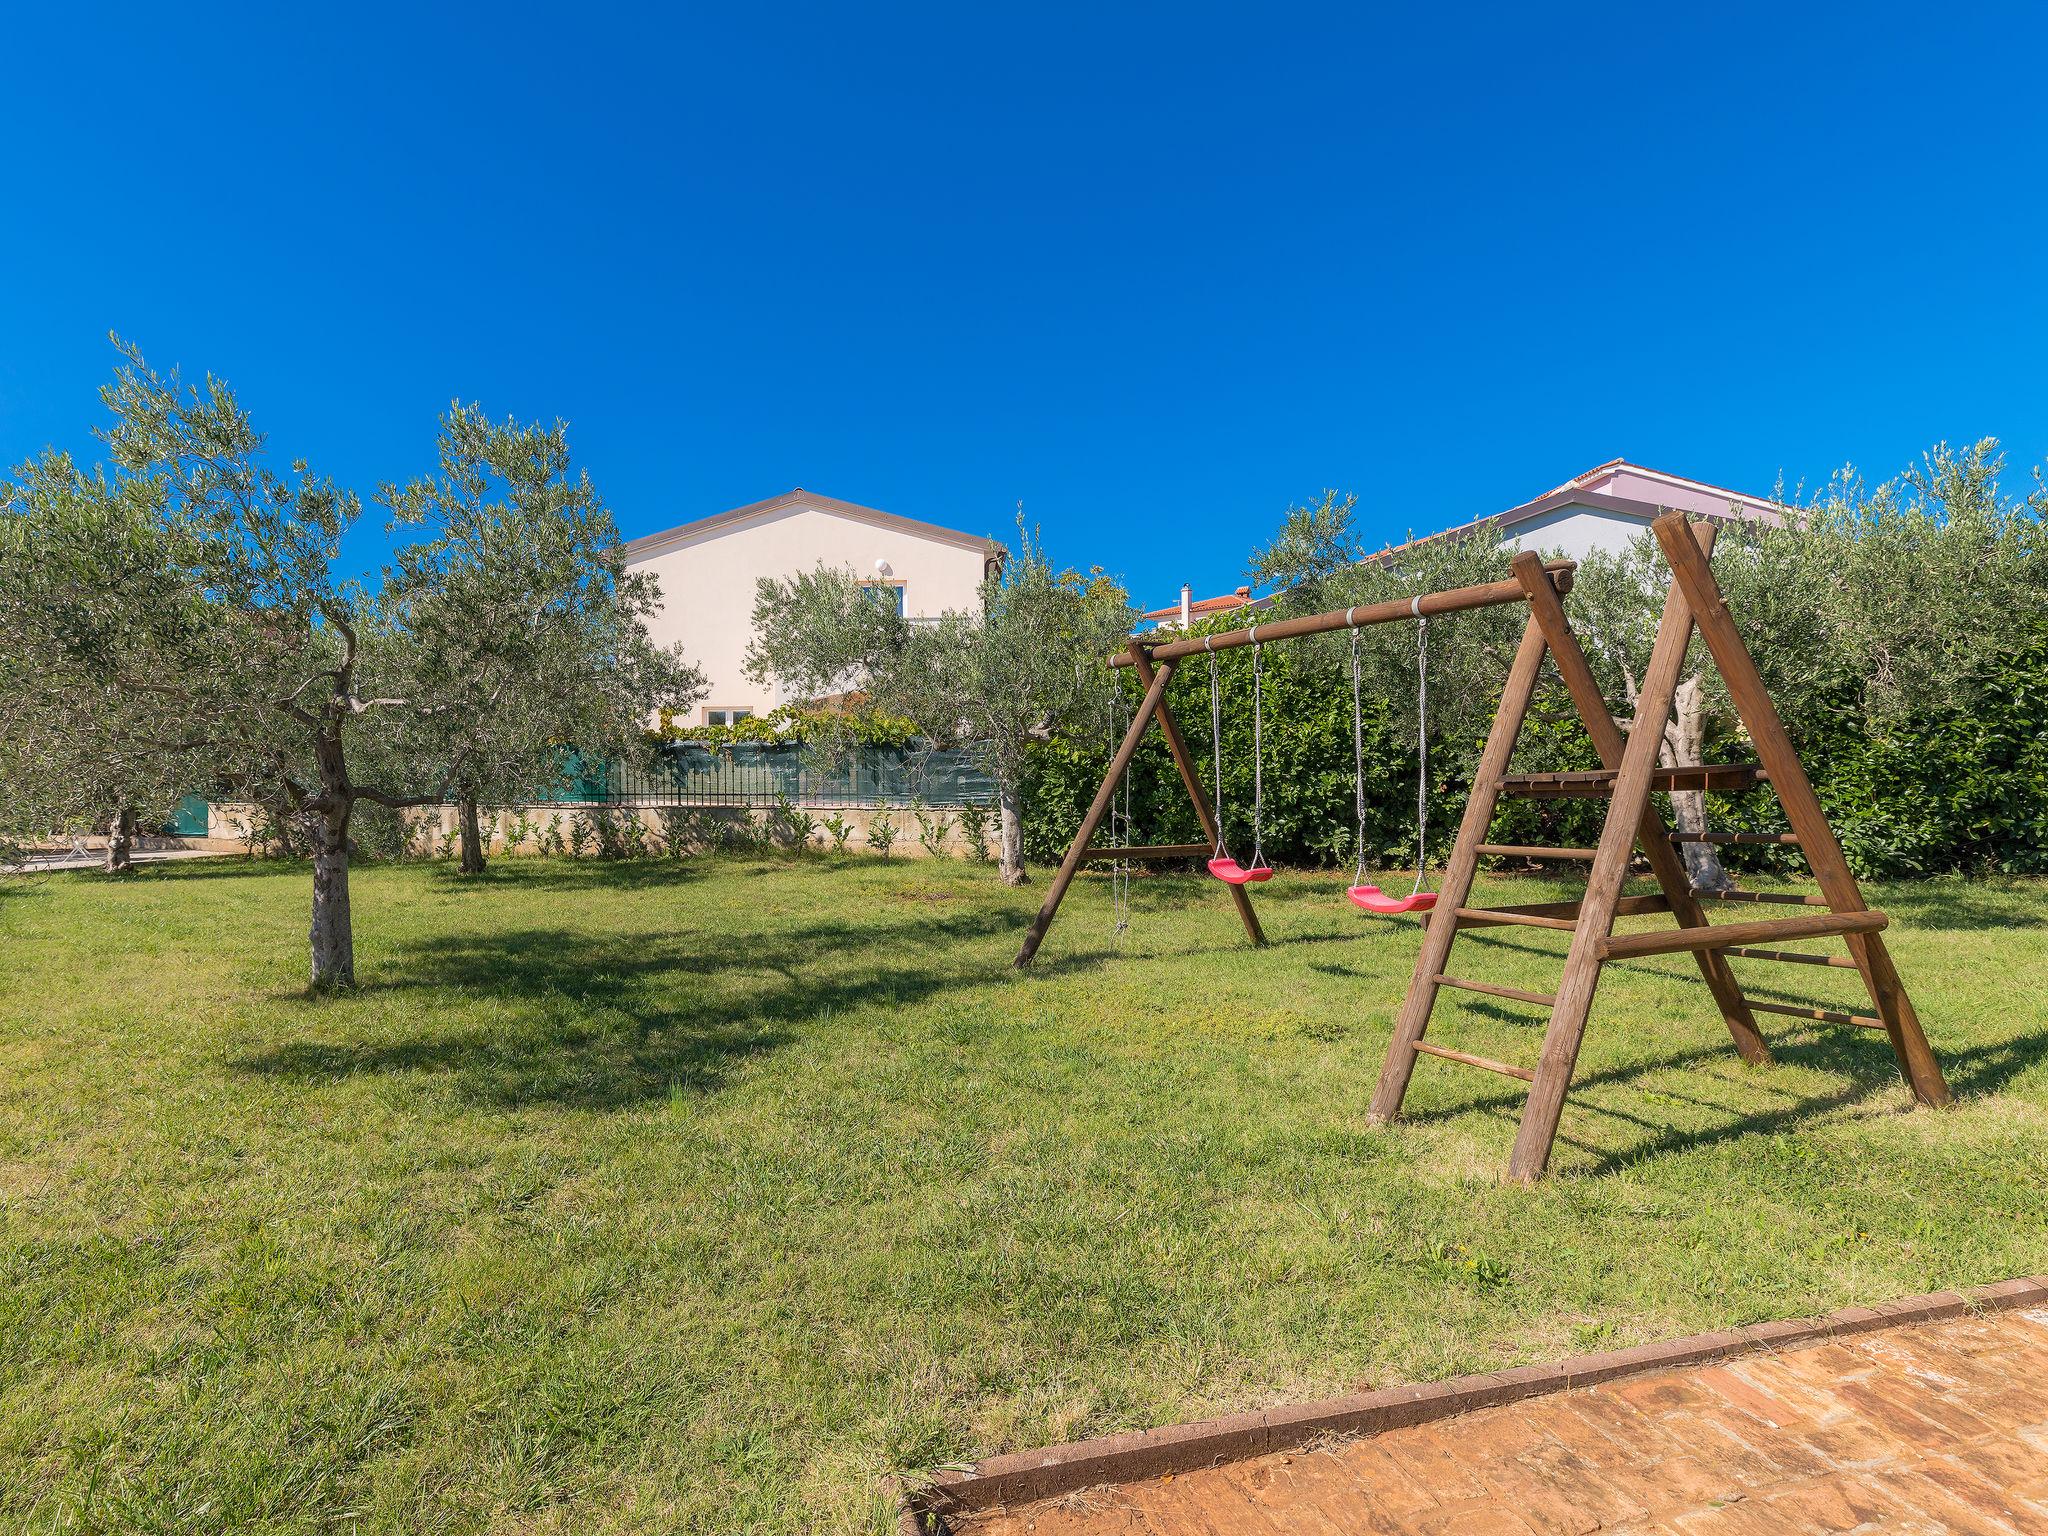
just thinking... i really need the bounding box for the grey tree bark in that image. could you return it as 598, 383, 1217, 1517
1662, 673, 1733, 893
102, 805, 137, 874
308, 805, 355, 990
457, 795, 487, 876
997, 779, 1028, 886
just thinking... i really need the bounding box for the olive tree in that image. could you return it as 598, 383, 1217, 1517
745, 525, 1132, 884
381, 405, 704, 875
0, 451, 222, 871
0, 340, 696, 987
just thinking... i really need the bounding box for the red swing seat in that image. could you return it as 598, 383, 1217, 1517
1208, 856, 1274, 885
1347, 884, 1437, 915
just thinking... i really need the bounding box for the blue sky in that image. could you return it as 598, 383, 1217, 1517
4, 4, 2043, 610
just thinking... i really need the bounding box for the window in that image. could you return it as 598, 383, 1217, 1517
863, 582, 906, 617
704, 707, 754, 727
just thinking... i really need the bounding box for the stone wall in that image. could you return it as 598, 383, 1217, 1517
208, 802, 987, 860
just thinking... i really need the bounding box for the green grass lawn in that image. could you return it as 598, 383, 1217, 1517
2, 855, 2045, 1533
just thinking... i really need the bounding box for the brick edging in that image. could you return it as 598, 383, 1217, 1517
896, 1274, 2048, 1529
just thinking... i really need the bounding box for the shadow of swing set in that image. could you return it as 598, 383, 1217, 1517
1014, 512, 1953, 1184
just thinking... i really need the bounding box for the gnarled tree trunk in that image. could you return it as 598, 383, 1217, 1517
103, 806, 137, 874
997, 779, 1027, 886
309, 806, 355, 990
1663, 673, 1733, 893
457, 795, 487, 875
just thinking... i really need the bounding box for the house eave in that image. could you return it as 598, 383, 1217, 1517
624, 489, 997, 563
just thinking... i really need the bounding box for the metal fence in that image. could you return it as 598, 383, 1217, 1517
546, 741, 997, 808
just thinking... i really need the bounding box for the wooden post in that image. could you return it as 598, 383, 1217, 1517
1128, 647, 1265, 948
1510, 547, 1772, 1067
1367, 614, 1551, 1125
1653, 515, 1951, 1108
1013, 644, 1178, 967
1505, 545, 1704, 1183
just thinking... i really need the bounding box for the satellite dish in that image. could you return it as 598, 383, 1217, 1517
874, 558, 893, 578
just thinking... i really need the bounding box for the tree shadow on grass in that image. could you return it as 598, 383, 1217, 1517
232, 908, 1028, 1111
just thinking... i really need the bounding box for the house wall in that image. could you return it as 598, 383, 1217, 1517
627, 503, 991, 720
1500, 504, 1661, 560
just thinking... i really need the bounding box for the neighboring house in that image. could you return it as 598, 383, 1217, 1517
1368, 459, 1787, 566
623, 488, 1000, 723
1140, 583, 1254, 632
1140, 461, 1787, 617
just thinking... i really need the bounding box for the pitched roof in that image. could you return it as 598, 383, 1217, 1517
1365, 459, 1787, 564
623, 488, 996, 562
1139, 586, 1254, 623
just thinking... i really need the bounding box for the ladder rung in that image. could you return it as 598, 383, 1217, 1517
1476, 844, 1600, 860
1434, 974, 1558, 1007
1600, 910, 1886, 961
1079, 843, 1210, 861
1721, 945, 1859, 969
1692, 888, 1829, 907
1413, 1041, 1535, 1081
1497, 765, 1769, 797
1455, 894, 1672, 931
1671, 831, 1800, 845
1744, 998, 1888, 1030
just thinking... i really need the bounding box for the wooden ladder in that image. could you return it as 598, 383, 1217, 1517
1367, 516, 1952, 1183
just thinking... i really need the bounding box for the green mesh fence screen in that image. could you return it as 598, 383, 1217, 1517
543, 742, 995, 807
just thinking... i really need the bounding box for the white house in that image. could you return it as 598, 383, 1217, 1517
624, 489, 1000, 723
1370, 459, 1788, 565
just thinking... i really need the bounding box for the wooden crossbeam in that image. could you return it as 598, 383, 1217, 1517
1079, 843, 1209, 861
1671, 830, 1801, 845
1110, 563, 1575, 667
1693, 888, 1829, 907
1499, 765, 1768, 797
1721, 945, 1859, 969
1744, 998, 1887, 1030
1475, 843, 1600, 860
1600, 910, 1887, 961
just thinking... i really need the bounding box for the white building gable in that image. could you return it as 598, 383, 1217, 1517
624, 490, 998, 723
1375, 460, 1787, 566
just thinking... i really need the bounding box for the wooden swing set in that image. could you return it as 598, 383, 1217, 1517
1015, 512, 1951, 1183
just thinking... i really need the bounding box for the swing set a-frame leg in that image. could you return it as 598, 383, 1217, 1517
1654, 516, 1951, 1108
1014, 642, 1265, 967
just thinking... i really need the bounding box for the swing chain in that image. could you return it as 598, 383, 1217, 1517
1350, 625, 1368, 886
1412, 599, 1430, 898
1207, 638, 1227, 860
1249, 630, 1266, 871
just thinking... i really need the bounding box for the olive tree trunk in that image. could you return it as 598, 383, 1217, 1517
309, 806, 355, 990
1663, 673, 1733, 893
997, 779, 1027, 886
457, 795, 487, 875
102, 806, 137, 874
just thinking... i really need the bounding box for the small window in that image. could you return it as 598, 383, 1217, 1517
863, 582, 906, 616
704, 707, 754, 726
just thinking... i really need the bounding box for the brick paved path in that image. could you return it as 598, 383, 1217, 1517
957, 1307, 2048, 1534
